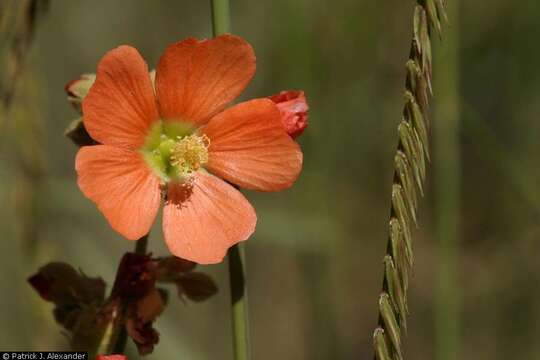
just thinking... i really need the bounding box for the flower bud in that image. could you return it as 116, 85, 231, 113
268, 90, 308, 139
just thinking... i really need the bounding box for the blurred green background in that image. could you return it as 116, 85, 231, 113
1, 0, 540, 359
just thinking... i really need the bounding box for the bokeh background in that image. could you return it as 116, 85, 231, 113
1, 1, 539, 359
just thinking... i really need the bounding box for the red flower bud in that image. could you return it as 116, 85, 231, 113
269, 90, 309, 139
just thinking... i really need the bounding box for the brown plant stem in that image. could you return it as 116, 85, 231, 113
109, 234, 149, 355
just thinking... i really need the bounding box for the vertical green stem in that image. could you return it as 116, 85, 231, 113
228, 244, 251, 360
434, 1, 460, 359
211, 0, 231, 36
210, 3, 251, 359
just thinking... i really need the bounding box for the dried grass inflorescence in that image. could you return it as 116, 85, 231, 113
373, 1, 447, 359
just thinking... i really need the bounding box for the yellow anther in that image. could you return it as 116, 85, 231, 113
170, 134, 210, 178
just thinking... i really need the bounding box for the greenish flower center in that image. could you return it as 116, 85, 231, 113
140, 121, 210, 183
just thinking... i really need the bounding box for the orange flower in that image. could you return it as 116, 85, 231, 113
76, 35, 303, 264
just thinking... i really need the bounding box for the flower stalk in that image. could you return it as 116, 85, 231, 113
110, 234, 149, 355
210, 1, 251, 359
372, 1, 447, 359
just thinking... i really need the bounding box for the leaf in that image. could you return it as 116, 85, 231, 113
111, 253, 156, 299
126, 287, 167, 356
176, 272, 218, 302
155, 256, 197, 282
28, 262, 106, 306
64, 118, 97, 147
137, 288, 166, 324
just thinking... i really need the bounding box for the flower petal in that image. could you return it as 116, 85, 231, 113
163, 172, 256, 264
202, 99, 303, 191
76, 145, 161, 240
156, 34, 255, 125
83, 46, 159, 149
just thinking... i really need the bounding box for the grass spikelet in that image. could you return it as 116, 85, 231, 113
373, 1, 447, 359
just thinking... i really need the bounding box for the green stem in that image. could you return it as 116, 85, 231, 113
210, 2, 251, 360
211, 0, 231, 37
434, 1, 460, 359
228, 244, 251, 360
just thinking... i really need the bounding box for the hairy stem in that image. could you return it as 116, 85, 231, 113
372, 1, 447, 359
434, 0, 460, 359
210, 2, 251, 359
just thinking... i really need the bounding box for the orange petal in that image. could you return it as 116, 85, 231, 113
202, 99, 303, 191
83, 46, 159, 149
76, 145, 161, 240
163, 172, 256, 264
156, 34, 255, 125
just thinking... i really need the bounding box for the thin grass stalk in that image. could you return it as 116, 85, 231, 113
210, 1, 251, 360
433, 0, 460, 359
372, 1, 447, 359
